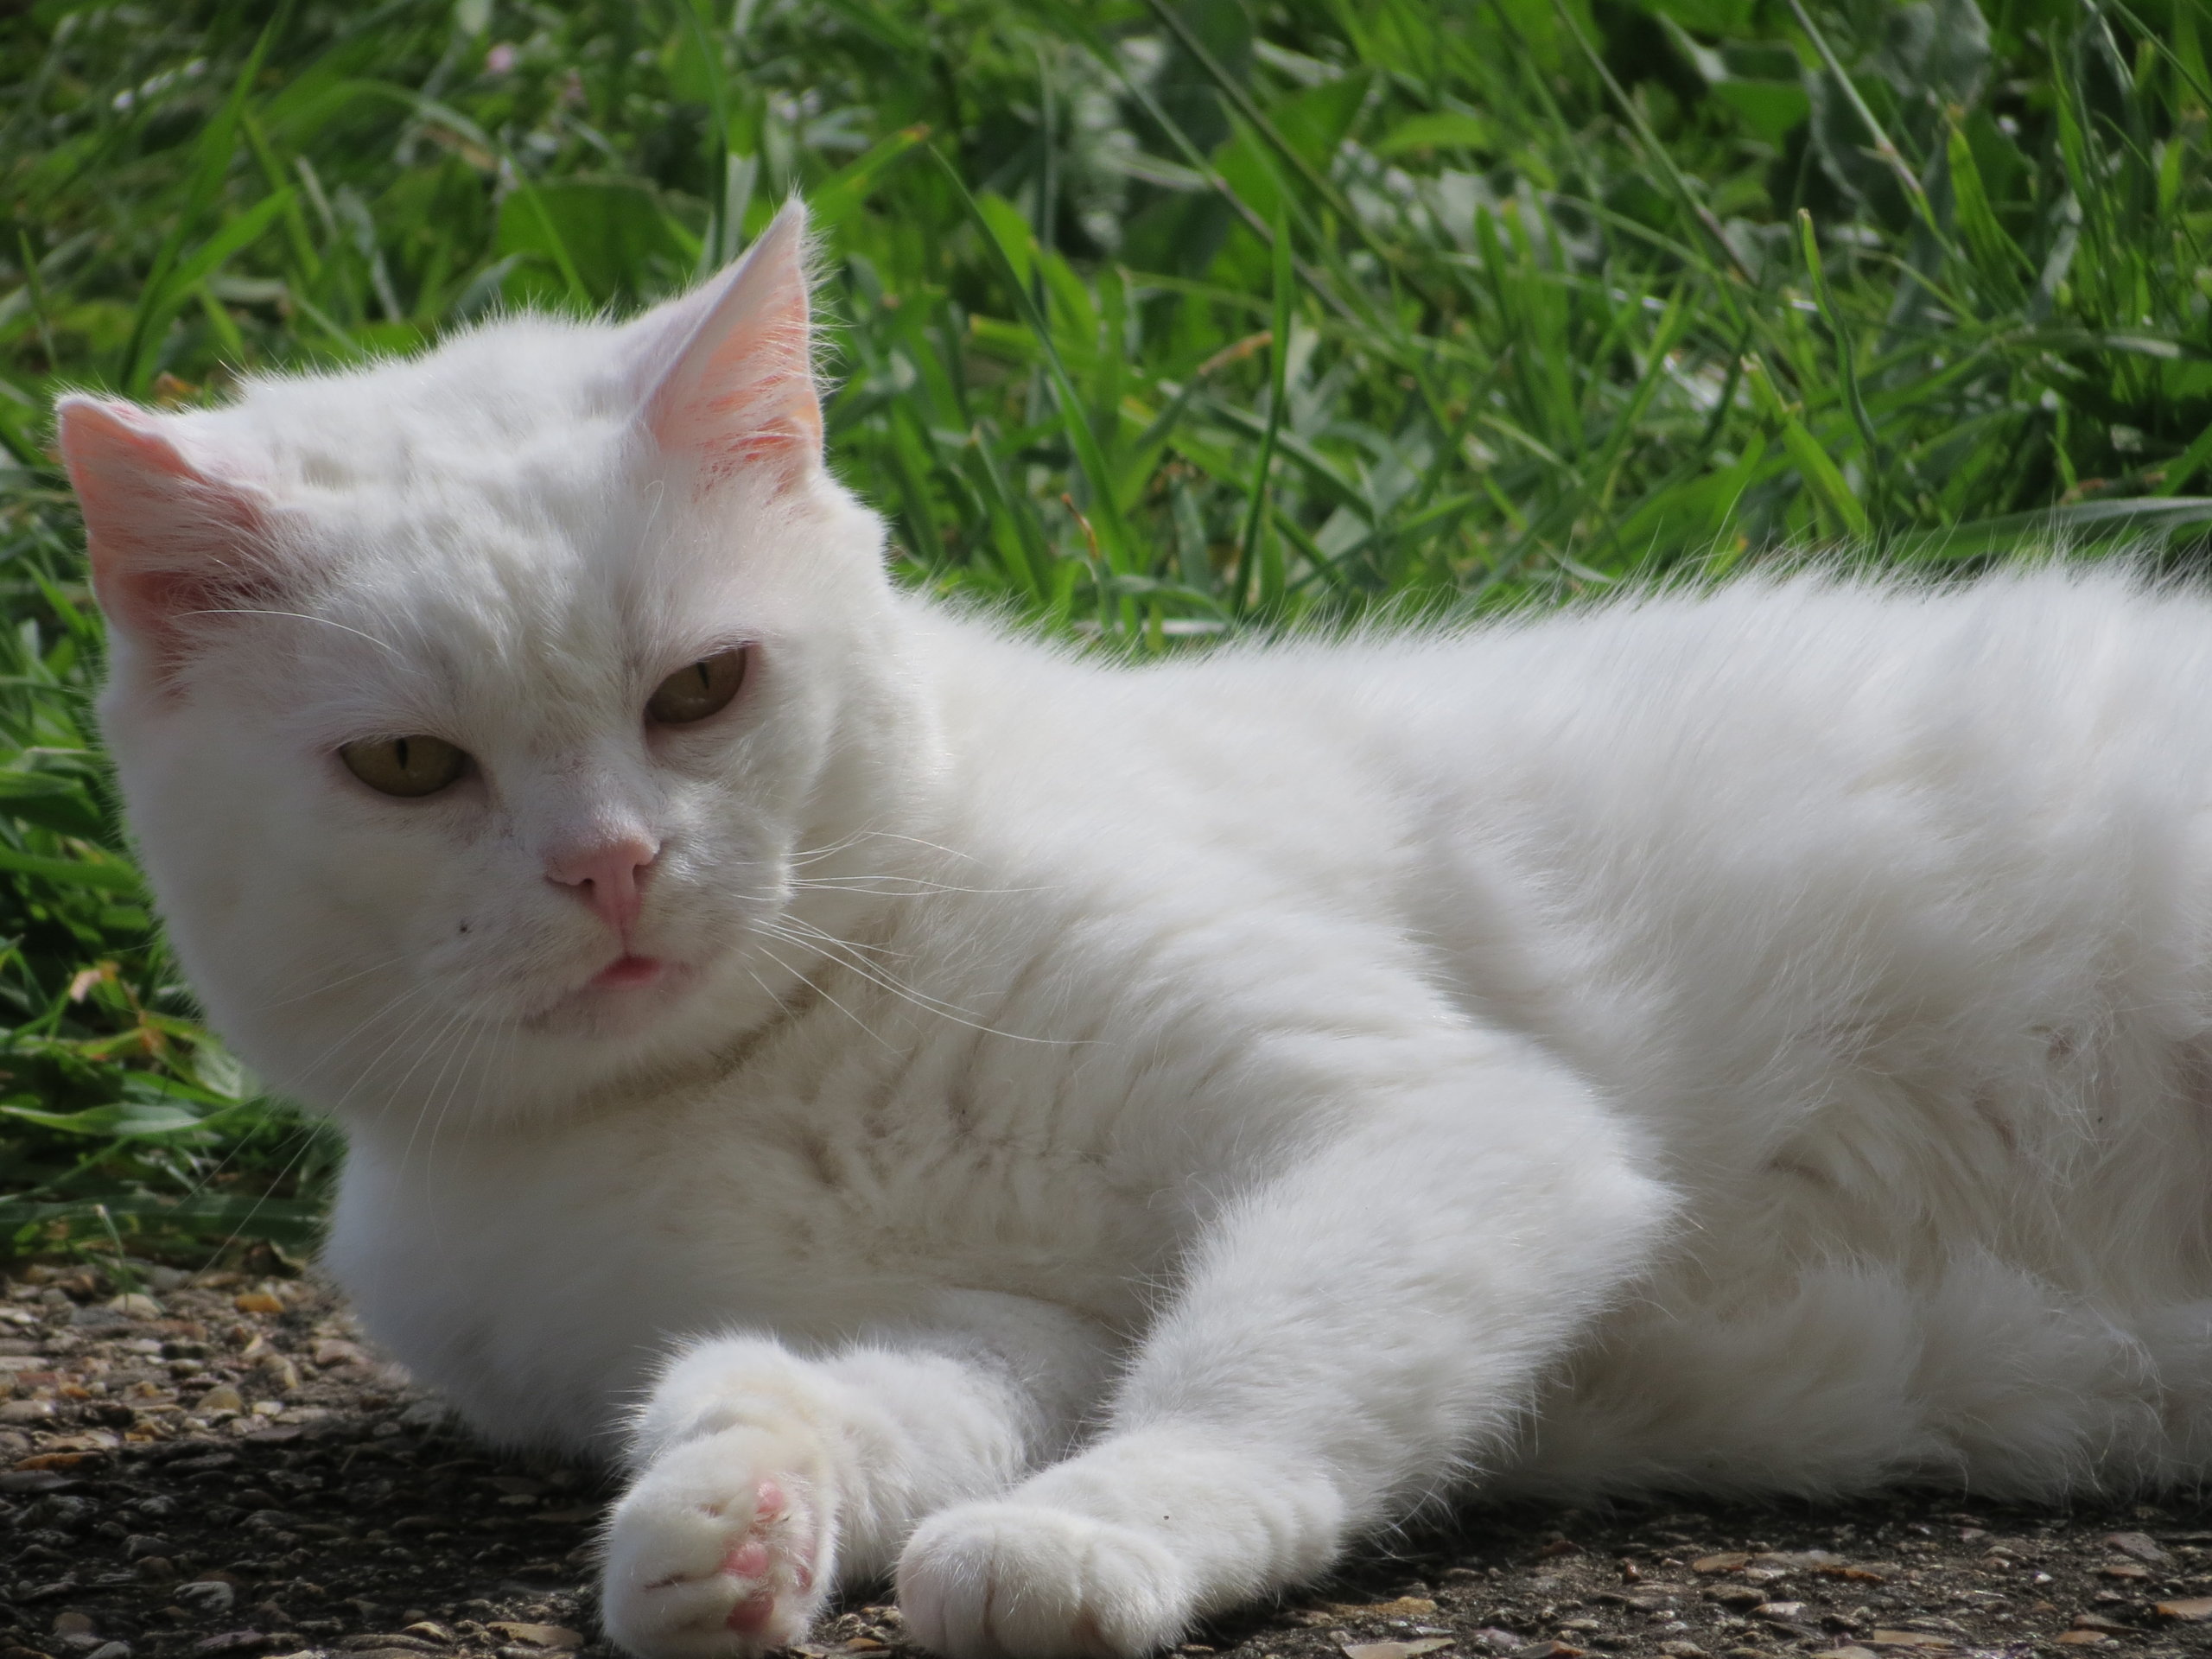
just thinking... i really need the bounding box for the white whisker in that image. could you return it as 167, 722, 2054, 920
759, 915, 1074, 1047
752, 945, 899, 1053
177, 607, 410, 658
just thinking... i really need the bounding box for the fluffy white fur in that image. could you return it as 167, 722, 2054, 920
58, 200, 2212, 1659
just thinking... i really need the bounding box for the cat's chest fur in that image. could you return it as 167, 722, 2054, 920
325, 953, 1181, 1447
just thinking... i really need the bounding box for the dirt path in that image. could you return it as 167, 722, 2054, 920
7, 1267, 2212, 1659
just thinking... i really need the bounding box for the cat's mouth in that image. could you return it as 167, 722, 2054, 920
594, 954, 665, 990
520, 951, 697, 1034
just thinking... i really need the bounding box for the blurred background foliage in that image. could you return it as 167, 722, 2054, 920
0, 0, 2207, 1262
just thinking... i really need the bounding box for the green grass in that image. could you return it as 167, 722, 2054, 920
0, 0, 2208, 1265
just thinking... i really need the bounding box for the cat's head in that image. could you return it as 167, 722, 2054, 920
59, 201, 935, 1128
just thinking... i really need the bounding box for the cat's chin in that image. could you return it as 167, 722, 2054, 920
524, 957, 700, 1038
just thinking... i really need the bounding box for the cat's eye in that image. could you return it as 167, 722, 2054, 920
340, 734, 469, 798
646, 647, 747, 726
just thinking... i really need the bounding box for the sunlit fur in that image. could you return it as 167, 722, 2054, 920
68, 203, 2212, 1659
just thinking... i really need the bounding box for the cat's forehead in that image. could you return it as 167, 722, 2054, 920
179, 334, 749, 739
206, 323, 724, 638
213, 315, 643, 500
289, 493, 754, 737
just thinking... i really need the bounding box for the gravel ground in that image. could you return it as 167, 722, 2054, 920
8, 1265, 2212, 1659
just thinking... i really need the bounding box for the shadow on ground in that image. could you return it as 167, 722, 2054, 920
6, 1268, 2212, 1659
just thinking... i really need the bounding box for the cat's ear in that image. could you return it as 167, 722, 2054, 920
56, 395, 282, 669
635, 200, 821, 490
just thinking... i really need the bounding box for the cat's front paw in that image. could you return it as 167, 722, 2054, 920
601, 1427, 835, 1659
896, 1500, 1192, 1659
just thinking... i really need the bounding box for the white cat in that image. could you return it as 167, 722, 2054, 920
57, 200, 2212, 1659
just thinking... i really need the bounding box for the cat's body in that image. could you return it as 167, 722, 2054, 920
333, 575, 2212, 1491
325, 567, 2212, 1490
57, 205, 2212, 1659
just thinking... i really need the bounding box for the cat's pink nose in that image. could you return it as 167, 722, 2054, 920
546, 836, 658, 931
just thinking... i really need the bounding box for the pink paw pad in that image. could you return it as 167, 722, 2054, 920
715, 1478, 805, 1633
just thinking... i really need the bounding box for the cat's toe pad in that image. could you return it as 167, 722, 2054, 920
896, 1500, 1192, 1659
603, 1440, 830, 1659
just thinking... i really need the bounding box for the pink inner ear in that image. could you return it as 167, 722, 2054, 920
642, 204, 823, 492
57, 396, 277, 665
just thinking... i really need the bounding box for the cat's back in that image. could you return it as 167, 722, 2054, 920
932, 569, 2212, 1048
1353, 569, 2212, 1179
1382, 567, 2212, 1010
965, 567, 2212, 938
975, 563, 2212, 801
969, 569, 2212, 1309
1371, 571, 2212, 1501
1154, 563, 2212, 803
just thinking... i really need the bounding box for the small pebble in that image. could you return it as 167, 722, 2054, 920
2103, 1530, 2169, 1565
486, 1628, 581, 1652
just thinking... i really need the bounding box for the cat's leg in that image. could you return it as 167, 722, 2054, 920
601, 1292, 1113, 1659
896, 1030, 1673, 1659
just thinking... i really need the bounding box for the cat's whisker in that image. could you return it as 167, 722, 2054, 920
397, 998, 487, 1179
750, 945, 899, 1054
757, 918, 985, 1017
327, 1007, 449, 1128
179, 1115, 328, 1282
829, 828, 982, 864
379, 1001, 483, 1127
403, 1006, 480, 1140
417, 1012, 503, 1263
176, 607, 411, 660
770, 911, 925, 964
153, 1049, 336, 1277
783, 826, 981, 868
244, 946, 418, 1011
286, 979, 435, 1099
757, 915, 1072, 1046
262, 982, 431, 1141
783, 830, 877, 865
368, 1002, 479, 1247
318, 984, 451, 1118
787, 874, 1049, 899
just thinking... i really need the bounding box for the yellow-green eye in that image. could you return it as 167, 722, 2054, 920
646, 646, 747, 726
340, 734, 468, 798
